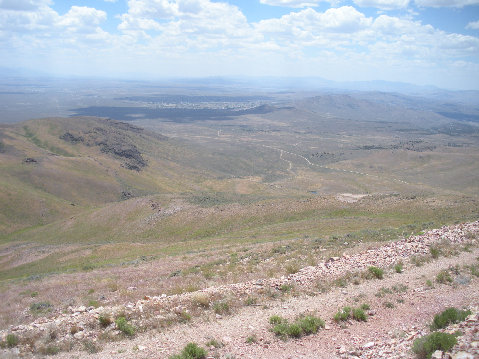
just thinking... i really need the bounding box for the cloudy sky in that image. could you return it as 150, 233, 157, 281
0, 0, 478, 89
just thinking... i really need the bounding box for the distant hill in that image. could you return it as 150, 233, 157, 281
0, 117, 212, 235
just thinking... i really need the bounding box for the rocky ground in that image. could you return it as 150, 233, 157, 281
1, 221, 478, 358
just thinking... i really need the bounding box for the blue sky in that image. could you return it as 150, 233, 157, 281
0, 0, 478, 89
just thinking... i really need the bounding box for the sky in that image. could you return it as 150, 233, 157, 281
0, 0, 478, 90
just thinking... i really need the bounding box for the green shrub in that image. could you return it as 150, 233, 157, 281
6, 334, 19, 348
205, 339, 222, 348
368, 266, 384, 279
272, 322, 290, 340
287, 323, 302, 338
285, 263, 300, 275
431, 307, 471, 330
245, 296, 257, 306
384, 302, 395, 308
83, 340, 101, 354
334, 307, 351, 322
269, 315, 284, 325
296, 315, 324, 334
280, 284, 293, 293
178, 311, 192, 323
99, 315, 113, 328
213, 301, 230, 315
394, 262, 403, 273
436, 270, 452, 284
430, 246, 440, 259
115, 316, 135, 336
245, 335, 257, 344
360, 303, 370, 310
270, 314, 324, 340
39, 344, 60, 356
352, 308, 367, 321
30, 301, 53, 314
169, 342, 207, 359
412, 332, 457, 359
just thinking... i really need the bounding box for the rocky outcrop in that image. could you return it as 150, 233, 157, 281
59, 119, 148, 171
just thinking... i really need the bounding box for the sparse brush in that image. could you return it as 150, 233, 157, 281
246, 335, 257, 344
412, 332, 457, 359
270, 314, 324, 340
99, 314, 113, 328
115, 316, 135, 336
205, 339, 223, 348
169, 342, 207, 359
436, 270, 452, 284
394, 262, 403, 273
6, 334, 19, 348
368, 266, 384, 279
360, 303, 370, 310
30, 301, 53, 314
213, 301, 230, 315
269, 315, 284, 325
429, 246, 440, 259
352, 308, 367, 321
334, 307, 351, 322
192, 293, 210, 308
83, 340, 101, 354
279, 284, 293, 293
245, 296, 257, 306
431, 307, 471, 330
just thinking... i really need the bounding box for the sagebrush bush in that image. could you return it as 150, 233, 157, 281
169, 342, 207, 359
436, 270, 452, 284
368, 266, 384, 279
352, 308, 367, 321
412, 332, 457, 359
6, 334, 19, 348
213, 301, 230, 315
115, 316, 135, 336
270, 314, 324, 340
269, 315, 284, 325
333, 307, 351, 322
99, 314, 113, 328
430, 246, 440, 259
394, 262, 403, 273
431, 307, 471, 330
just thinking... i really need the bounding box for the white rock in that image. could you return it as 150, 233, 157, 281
431, 350, 443, 359
451, 352, 475, 359
363, 342, 375, 349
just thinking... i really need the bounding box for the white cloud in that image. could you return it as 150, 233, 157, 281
259, 0, 325, 7
0, 0, 52, 11
0, 0, 478, 89
256, 6, 372, 36
414, 0, 479, 7
353, 0, 410, 10
466, 20, 479, 29
57, 6, 107, 31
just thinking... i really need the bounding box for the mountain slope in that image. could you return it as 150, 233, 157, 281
0, 116, 211, 235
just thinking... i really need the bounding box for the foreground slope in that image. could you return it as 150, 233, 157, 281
0, 221, 477, 358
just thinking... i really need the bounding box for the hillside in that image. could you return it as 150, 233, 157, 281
0, 116, 222, 235
0, 107, 478, 358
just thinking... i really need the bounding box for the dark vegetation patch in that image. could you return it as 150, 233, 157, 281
116, 94, 271, 103
69, 105, 276, 123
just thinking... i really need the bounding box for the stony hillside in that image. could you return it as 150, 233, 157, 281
1, 221, 477, 358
